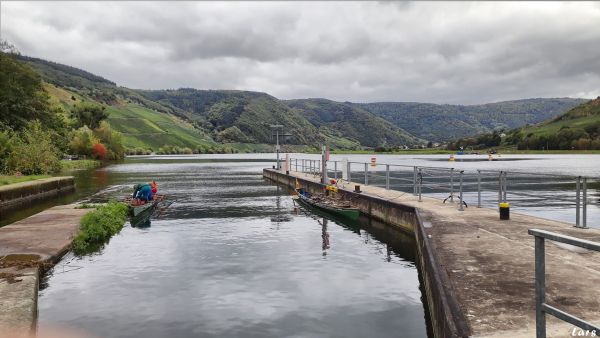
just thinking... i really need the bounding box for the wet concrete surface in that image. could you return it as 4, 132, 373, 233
0, 204, 90, 334
282, 170, 600, 337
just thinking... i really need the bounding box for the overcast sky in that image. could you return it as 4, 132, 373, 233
1, 1, 599, 104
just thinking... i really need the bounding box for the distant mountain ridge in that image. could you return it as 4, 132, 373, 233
17, 54, 588, 149
356, 98, 587, 141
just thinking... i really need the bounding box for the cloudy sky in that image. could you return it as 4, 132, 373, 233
1, 1, 599, 104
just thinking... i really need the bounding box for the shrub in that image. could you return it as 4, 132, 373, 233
7, 120, 61, 175
70, 126, 97, 156
72, 201, 129, 255
92, 143, 108, 160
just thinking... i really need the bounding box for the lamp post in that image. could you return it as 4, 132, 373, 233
269, 124, 284, 170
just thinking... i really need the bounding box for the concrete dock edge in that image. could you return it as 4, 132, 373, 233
263, 168, 471, 337
0, 176, 75, 210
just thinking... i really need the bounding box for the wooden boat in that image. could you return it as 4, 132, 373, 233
294, 188, 360, 221
126, 195, 164, 217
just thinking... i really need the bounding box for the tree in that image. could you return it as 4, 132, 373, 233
70, 103, 109, 129
0, 47, 55, 131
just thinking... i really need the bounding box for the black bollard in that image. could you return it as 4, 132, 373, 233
354, 185, 362, 193
499, 202, 510, 220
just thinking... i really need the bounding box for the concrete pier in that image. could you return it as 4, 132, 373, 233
0, 204, 91, 335
264, 169, 600, 338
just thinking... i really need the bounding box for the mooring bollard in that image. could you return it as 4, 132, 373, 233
499, 202, 510, 220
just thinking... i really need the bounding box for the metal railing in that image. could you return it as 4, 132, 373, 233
286, 157, 596, 227
528, 229, 600, 337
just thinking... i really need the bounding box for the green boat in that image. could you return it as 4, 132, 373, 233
129, 200, 159, 217
295, 188, 360, 221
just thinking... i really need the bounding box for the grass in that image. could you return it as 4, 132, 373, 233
60, 159, 102, 170
0, 175, 51, 186
72, 201, 129, 255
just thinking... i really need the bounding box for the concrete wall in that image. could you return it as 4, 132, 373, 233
0, 177, 75, 210
263, 169, 470, 338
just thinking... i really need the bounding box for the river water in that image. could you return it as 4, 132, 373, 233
37, 155, 431, 338
28, 153, 600, 337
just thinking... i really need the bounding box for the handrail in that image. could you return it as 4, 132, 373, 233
528, 229, 600, 337
288, 157, 594, 225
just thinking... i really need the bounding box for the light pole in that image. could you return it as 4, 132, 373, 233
269, 124, 284, 170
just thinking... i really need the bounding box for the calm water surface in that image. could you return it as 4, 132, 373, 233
38, 156, 431, 338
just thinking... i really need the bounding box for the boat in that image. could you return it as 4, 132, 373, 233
294, 188, 360, 221
126, 194, 164, 217
129, 199, 159, 217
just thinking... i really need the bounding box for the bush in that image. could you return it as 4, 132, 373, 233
70, 126, 97, 156
72, 201, 129, 255
92, 143, 108, 160
94, 121, 125, 159
6, 120, 61, 175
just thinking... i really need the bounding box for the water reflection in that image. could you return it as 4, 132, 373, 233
38, 157, 430, 338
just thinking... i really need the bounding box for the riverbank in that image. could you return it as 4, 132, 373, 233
264, 168, 600, 337
0, 204, 92, 334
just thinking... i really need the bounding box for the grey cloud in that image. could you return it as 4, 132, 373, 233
1, 1, 599, 104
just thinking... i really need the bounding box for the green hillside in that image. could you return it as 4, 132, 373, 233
508, 97, 600, 150
141, 89, 327, 145
44, 83, 216, 150
357, 98, 586, 142
18, 54, 590, 151
286, 98, 423, 148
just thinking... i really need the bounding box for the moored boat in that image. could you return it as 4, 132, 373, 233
126, 195, 164, 217
294, 188, 360, 221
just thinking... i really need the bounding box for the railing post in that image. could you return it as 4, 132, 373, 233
498, 171, 503, 206
364, 162, 368, 185
535, 235, 546, 338
418, 168, 423, 202
334, 161, 338, 180
301, 159, 305, 173
450, 168, 454, 202
347, 162, 351, 182
576, 176, 581, 227
458, 170, 464, 211
477, 170, 482, 208
413, 166, 417, 196
386, 164, 390, 190
503, 171, 508, 202
583, 177, 587, 229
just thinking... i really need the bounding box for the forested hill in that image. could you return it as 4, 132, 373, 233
16, 54, 588, 150
139, 89, 325, 146
286, 98, 422, 147
356, 98, 587, 142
